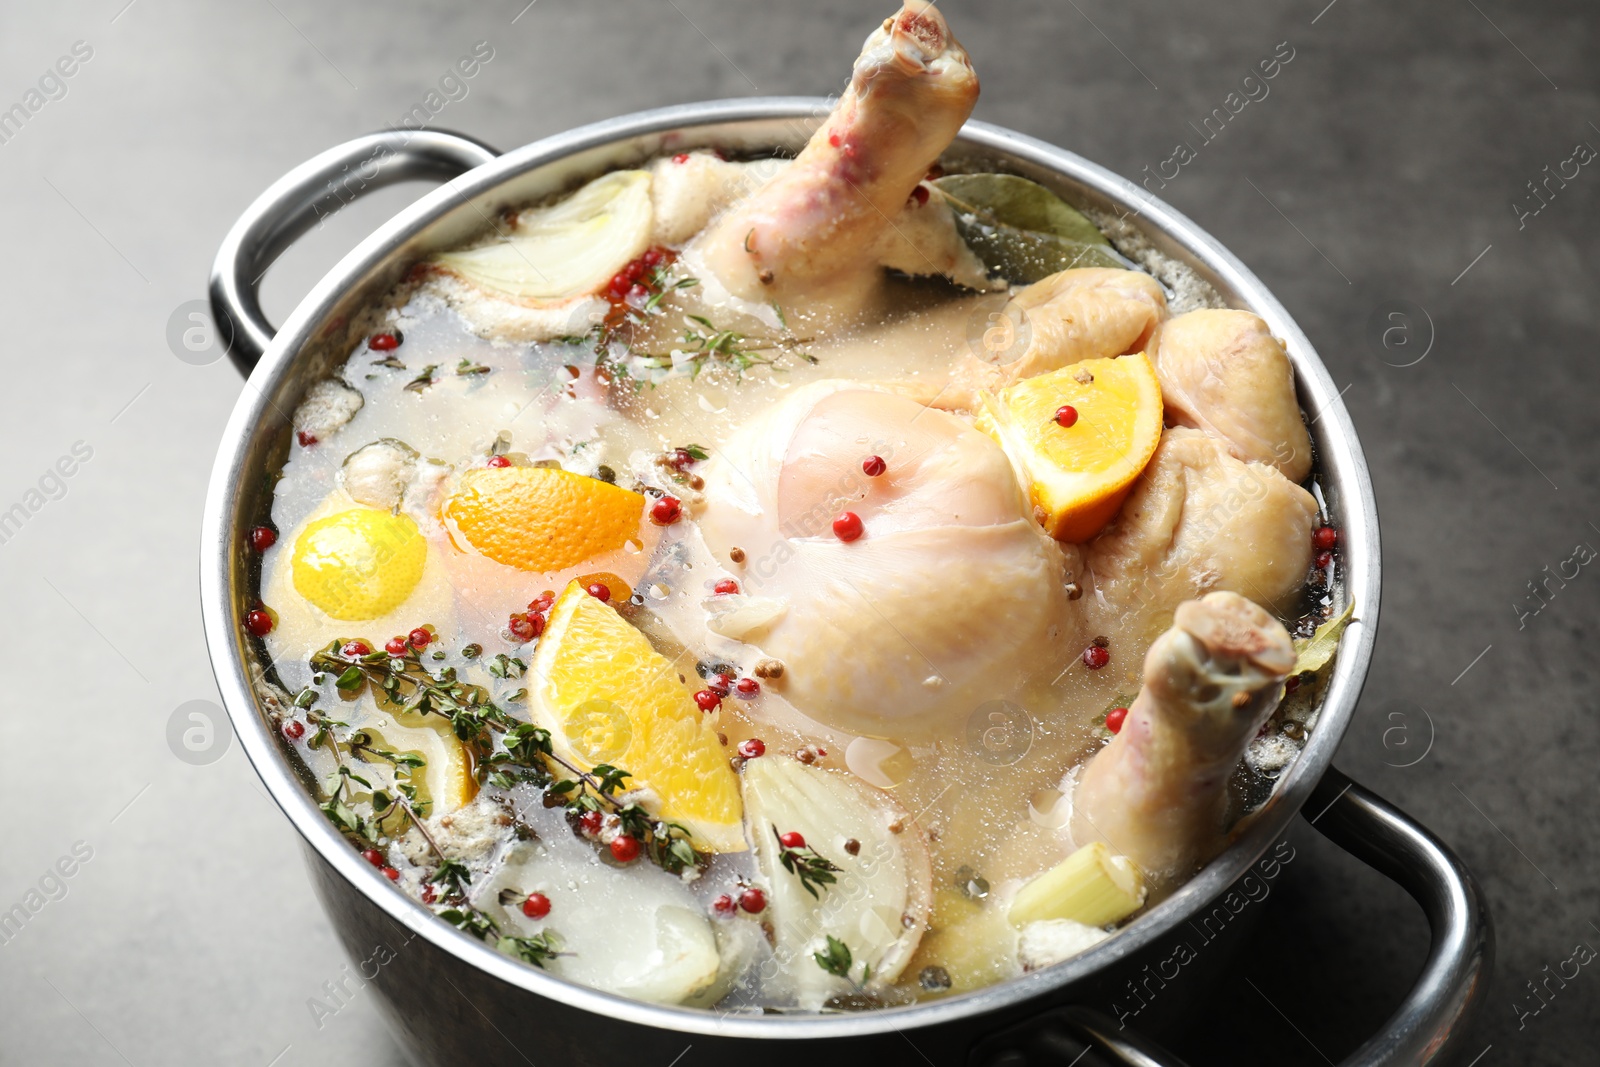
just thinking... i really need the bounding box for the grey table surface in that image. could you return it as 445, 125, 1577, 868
0, 1, 1594, 1064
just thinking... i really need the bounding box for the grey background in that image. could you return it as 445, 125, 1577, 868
0, 0, 1593, 1064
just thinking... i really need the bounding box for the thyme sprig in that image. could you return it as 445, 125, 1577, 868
556, 263, 811, 386
417, 830, 565, 968
318, 762, 376, 839
494, 930, 563, 967
305, 697, 433, 843
427, 858, 473, 899
297, 669, 565, 969
679, 314, 816, 376
633, 268, 699, 319
347, 730, 429, 830
310, 640, 519, 750
306, 641, 698, 880
495, 726, 698, 875
774, 824, 841, 898
348, 731, 426, 771
487, 653, 526, 680
557, 264, 697, 355
621, 314, 815, 381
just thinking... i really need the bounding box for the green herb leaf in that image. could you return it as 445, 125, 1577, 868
339, 766, 372, 790
439, 908, 498, 939
932, 173, 1127, 283
814, 934, 853, 978
488, 654, 527, 680
591, 764, 633, 796
404, 364, 440, 393
427, 859, 472, 895
1293, 601, 1356, 676
503, 723, 554, 765
774, 823, 841, 898
334, 665, 365, 692
496, 931, 562, 968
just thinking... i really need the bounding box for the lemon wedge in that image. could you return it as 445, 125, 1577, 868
976, 353, 1164, 542
528, 581, 744, 853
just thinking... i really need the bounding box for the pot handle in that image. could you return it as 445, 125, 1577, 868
980, 767, 1493, 1067
209, 128, 499, 375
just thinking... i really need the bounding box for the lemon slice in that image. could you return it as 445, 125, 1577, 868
976, 353, 1163, 542
434, 170, 653, 302
358, 716, 478, 817
291, 508, 428, 620
528, 581, 744, 852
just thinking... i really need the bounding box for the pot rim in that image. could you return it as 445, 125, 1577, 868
200, 97, 1380, 1039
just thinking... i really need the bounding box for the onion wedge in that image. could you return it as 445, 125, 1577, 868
743, 758, 930, 1007
435, 171, 653, 302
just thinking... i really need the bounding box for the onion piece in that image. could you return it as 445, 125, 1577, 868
341, 439, 418, 512
743, 758, 930, 1007
702, 594, 788, 640
434, 171, 653, 302
293, 379, 363, 441
474, 841, 721, 1005
1017, 918, 1109, 972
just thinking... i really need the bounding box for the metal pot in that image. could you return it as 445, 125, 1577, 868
203, 100, 1491, 1066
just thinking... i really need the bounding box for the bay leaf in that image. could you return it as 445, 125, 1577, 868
1291, 601, 1356, 676
932, 173, 1129, 283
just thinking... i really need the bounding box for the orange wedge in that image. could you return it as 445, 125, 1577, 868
527, 581, 745, 853
976, 353, 1163, 542
441, 466, 644, 573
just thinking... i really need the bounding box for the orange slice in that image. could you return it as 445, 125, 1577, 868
976, 353, 1163, 542
528, 581, 745, 853
441, 466, 645, 573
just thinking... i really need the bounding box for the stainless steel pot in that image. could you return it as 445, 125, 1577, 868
203, 100, 1491, 1066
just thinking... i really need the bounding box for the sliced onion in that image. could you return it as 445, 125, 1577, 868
435, 171, 653, 303
743, 758, 930, 1007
